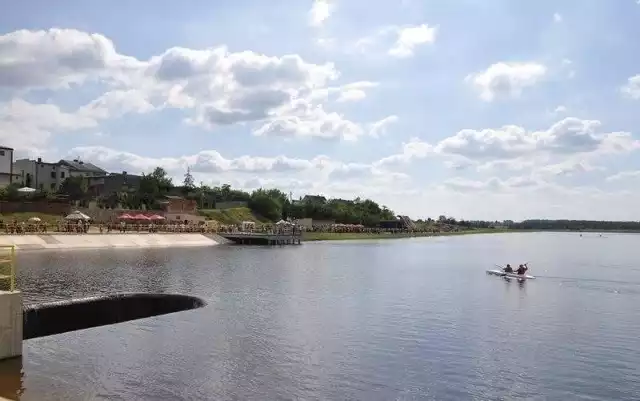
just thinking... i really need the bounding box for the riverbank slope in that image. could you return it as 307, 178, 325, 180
0, 233, 225, 251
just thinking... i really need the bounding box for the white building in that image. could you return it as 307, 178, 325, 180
13, 158, 71, 192
0, 146, 17, 187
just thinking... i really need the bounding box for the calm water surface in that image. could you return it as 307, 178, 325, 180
2, 232, 640, 400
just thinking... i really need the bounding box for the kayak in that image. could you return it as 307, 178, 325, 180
486, 269, 536, 280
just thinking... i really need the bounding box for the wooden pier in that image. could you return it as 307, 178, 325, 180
219, 232, 303, 246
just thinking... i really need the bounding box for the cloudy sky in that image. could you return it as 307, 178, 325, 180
2, 0, 640, 221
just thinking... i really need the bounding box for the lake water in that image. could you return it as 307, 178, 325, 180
3, 232, 640, 400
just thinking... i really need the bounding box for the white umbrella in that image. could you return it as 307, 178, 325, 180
17, 187, 36, 193
65, 211, 91, 221
28, 217, 41, 222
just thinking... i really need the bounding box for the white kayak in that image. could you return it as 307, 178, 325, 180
486, 269, 536, 280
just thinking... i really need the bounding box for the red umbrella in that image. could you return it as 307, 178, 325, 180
148, 214, 165, 220
132, 214, 150, 220
118, 213, 134, 220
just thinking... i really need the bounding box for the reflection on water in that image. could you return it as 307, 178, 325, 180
2, 232, 640, 400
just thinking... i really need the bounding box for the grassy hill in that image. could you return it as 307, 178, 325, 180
198, 207, 268, 225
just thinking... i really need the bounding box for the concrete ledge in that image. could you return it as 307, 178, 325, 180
0, 233, 220, 251
23, 293, 206, 340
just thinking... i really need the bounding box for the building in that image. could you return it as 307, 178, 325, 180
87, 172, 142, 197
58, 159, 107, 178
0, 146, 17, 187
13, 158, 70, 192
159, 195, 203, 224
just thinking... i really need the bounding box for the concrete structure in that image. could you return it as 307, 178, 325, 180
87, 171, 143, 197
215, 201, 248, 210
0, 233, 221, 251
0, 291, 22, 360
0, 147, 17, 188
13, 158, 70, 192
221, 232, 303, 245
294, 218, 313, 229
58, 159, 107, 178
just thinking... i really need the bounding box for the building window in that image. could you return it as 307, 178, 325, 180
50, 171, 56, 179
39, 183, 44, 191
61, 172, 66, 179
50, 183, 56, 190
0, 151, 5, 156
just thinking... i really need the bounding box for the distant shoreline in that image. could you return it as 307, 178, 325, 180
301, 228, 640, 242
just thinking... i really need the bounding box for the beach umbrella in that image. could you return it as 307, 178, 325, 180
17, 187, 36, 193
132, 214, 150, 220
28, 217, 41, 222
118, 213, 134, 220
65, 211, 91, 221
148, 214, 165, 220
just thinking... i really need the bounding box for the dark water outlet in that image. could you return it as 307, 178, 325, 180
23, 293, 206, 340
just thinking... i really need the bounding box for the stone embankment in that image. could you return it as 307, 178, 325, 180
0, 233, 230, 251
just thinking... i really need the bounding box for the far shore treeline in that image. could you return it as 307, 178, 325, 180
2, 166, 640, 231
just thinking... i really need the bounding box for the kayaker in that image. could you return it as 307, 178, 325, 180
503, 264, 514, 273
516, 264, 528, 275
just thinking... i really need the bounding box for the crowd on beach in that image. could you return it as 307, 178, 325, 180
0, 218, 462, 236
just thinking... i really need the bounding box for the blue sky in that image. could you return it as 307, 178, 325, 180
2, 0, 640, 220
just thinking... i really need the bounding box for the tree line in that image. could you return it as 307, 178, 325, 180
8, 166, 397, 226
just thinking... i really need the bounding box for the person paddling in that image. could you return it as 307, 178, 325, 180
516, 263, 528, 275
503, 264, 514, 273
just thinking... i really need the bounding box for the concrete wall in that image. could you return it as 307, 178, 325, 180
0, 291, 22, 360
0, 233, 220, 251
0, 200, 71, 215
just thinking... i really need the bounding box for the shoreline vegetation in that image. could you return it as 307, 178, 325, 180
6, 165, 640, 240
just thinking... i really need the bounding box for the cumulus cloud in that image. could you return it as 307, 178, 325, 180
466, 62, 547, 101
309, 0, 333, 27
354, 24, 436, 58
0, 99, 98, 152
388, 24, 437, 58
375, 117, 640, 176
0, 28, 390, 143
0, 28, 139, 90
63, 145, 413, 200
621, 75, 640, 99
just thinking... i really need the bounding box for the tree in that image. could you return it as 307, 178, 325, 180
150, 167, 172, 193
248, 189, 282, 221
183, 167, 195, 190
58, 176, 87, 201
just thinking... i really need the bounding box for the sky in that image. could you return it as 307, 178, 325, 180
2, 0, 640, 221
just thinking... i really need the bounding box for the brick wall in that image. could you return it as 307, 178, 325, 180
0, 201, 71, 215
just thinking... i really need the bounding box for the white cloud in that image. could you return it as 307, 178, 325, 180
369, 115, 398, 137
65, 145, 413, 199
553, 105, 567, 115
376, 118, 640, 172
606, 170, 640, 182
353, 24, 436, 58
621, 75, 640, 99
553, 13, 563, 23
0, 99, 97, 152
309, 0, 333, 27
466, 62, 547, 101
0, 28, 393, 143
388, 24, 437, 58
0, 28, 139, 90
